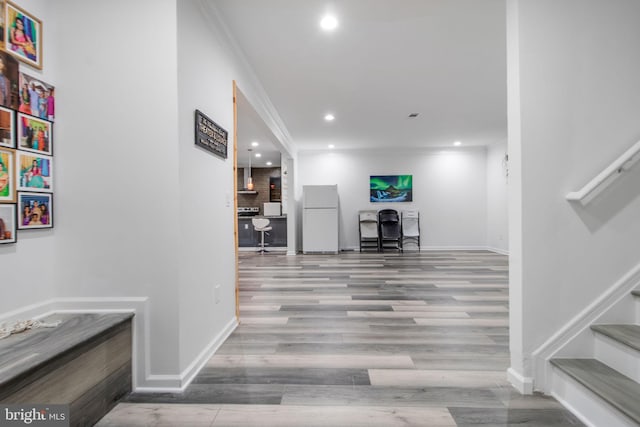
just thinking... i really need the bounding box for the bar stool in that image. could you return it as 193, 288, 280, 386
252, 218, 272, 253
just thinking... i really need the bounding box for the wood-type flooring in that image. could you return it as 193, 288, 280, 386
98, 251, 584, 426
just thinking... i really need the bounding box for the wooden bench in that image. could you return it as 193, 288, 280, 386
0, 313, 133, 426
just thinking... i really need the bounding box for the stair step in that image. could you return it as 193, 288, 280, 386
550, 358, 640, 425
592, 324, 640, 352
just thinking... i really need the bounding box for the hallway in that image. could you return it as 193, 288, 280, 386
99, 251, 583, 426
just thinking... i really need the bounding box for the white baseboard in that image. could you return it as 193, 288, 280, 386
531, 260, 640, 392
0, 299, 58, 324
486, 246, 509, 255
38, 297, 149, 389
507, 367, 534, 394
177, 317, 238, 391
0, 297, 238, 392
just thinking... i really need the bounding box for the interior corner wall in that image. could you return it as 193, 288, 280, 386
510, 0, 640, 382
297, 148, 488, 250
52, 0, 181, 378
0, 0, 56, 316
486, 141, 508, 253
176, 0, 237, 373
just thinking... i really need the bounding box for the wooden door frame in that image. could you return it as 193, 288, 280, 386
233, 80, 240, 319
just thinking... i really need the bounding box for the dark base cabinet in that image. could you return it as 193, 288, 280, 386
238, 217, 287, 248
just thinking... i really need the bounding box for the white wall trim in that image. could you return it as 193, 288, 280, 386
507, 367, 534, 394
40, 297, 150, 389
178, 317, 238, 391
198, 0, 296, 159
0, 299, 58, 324
486, 246, 509, 255
531, 260, 640, 392
550, 391, 598, 427
0, 298, 239, 392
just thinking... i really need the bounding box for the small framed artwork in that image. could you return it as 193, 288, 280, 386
0, 106, 15, 148
370, 175, 413, 202
17, 112, 51, 155
0, 50, 19, 110
4, 1, 42, 69
0, 147, 15, 202
0, 1, 5, 51
0, 203, 16, 243
16, 151, 52, 192
18, 191, 51, 229
19, 72, 55, 121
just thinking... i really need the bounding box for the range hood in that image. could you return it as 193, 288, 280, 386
238, 167, 258, 194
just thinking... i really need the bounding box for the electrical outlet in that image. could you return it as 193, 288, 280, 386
244, 224, 249, 229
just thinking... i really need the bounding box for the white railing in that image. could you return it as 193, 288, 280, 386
566, 140, 640, 204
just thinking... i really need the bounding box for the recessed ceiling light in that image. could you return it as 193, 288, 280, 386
328, 144, 335, 149
320, 15, 338, 31
453, 141, 462, 146
251, 141, 259, 147
324, 113, 335, 122
266, 161, 272, 166
255, 153, 262, 158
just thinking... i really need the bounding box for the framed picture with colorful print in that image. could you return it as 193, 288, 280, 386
16, 150, 52, 192
0, 50, 19, 110
17, 112, 51, 155
0, 146, 15, 202
18, 72, 55, 121
0, 106, 15, 148
0, 203, 16, 243
4, 1, 42, 69
0, 1, 5, 51
17, 191, 51, 229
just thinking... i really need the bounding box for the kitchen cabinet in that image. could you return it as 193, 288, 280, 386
238, 216, 287, 248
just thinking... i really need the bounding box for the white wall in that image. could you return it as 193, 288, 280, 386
508, 0, 640, 388
53, 0, 182, 378
176, 0, 237, 373
0, 0, 56, 317
1, 0, 251, 389
297, 148, 489, 250
486, 141, 508, 253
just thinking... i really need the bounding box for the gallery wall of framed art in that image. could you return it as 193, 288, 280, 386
0, 1, 54, 245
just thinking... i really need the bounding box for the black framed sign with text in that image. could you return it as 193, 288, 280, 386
195, 109, 227, 159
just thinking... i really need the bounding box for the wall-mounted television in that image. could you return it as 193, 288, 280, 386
370, 175, 413, 202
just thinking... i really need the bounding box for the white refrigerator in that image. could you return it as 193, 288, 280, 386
302, 185, 339, 254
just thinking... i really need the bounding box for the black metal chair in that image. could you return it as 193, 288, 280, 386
378, 209, 401, 251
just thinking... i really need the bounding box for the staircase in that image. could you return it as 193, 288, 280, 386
550, 290, 640, 427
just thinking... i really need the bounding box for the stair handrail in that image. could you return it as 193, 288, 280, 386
566, 139, 640, 203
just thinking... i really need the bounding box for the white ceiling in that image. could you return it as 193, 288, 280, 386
217, 0, 507, 156
236, 89, 282, 167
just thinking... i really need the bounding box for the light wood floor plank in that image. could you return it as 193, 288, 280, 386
113, 251, 584, 427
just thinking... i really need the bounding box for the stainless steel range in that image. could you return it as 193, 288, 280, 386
237, 207, 260, 216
